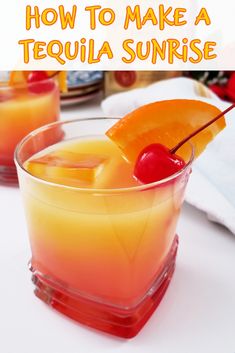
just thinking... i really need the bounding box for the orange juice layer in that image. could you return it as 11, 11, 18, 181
23, 138, 187, 307
0, 86, 59, 166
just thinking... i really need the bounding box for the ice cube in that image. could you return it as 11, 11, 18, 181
26, 150, 107, 187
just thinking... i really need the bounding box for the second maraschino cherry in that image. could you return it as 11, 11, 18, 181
27, 71, 55, 94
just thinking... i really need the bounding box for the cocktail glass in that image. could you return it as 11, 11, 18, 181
0, 77, 60, 184
15, 118, 194, 338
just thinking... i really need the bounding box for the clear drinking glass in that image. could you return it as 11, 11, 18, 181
0, 77, 60, 184
15, 118, 194, 338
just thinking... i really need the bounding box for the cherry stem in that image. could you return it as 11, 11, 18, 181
170, 102, 235, 154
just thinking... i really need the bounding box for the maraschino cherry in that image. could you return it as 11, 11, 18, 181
134, 144, 185, 183
27, 71, 55, 94
134, 103, 235, 184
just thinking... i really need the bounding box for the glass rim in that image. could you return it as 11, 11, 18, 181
0, 76, 57, 91
14, 117, 195, 194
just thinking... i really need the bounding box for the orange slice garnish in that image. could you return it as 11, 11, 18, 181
57, 71, 67, 93
9, 71, 30, 86
106, 99, 226, 161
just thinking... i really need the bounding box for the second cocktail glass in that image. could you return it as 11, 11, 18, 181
0, 77, 60, 184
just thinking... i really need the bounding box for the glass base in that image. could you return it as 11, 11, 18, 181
0, 164, 18, 185
31, 235, 178, 338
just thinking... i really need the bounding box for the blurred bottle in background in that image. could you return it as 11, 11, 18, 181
104, 71, 181, 97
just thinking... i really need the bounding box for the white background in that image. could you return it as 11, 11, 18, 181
0, 0, 235, 70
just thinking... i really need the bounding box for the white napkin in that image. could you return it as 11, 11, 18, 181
102, 77, 235, 234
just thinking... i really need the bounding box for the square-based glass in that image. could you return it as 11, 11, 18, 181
15, 118, 194, 338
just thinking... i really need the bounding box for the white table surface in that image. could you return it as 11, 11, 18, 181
1, 97, 235, 353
